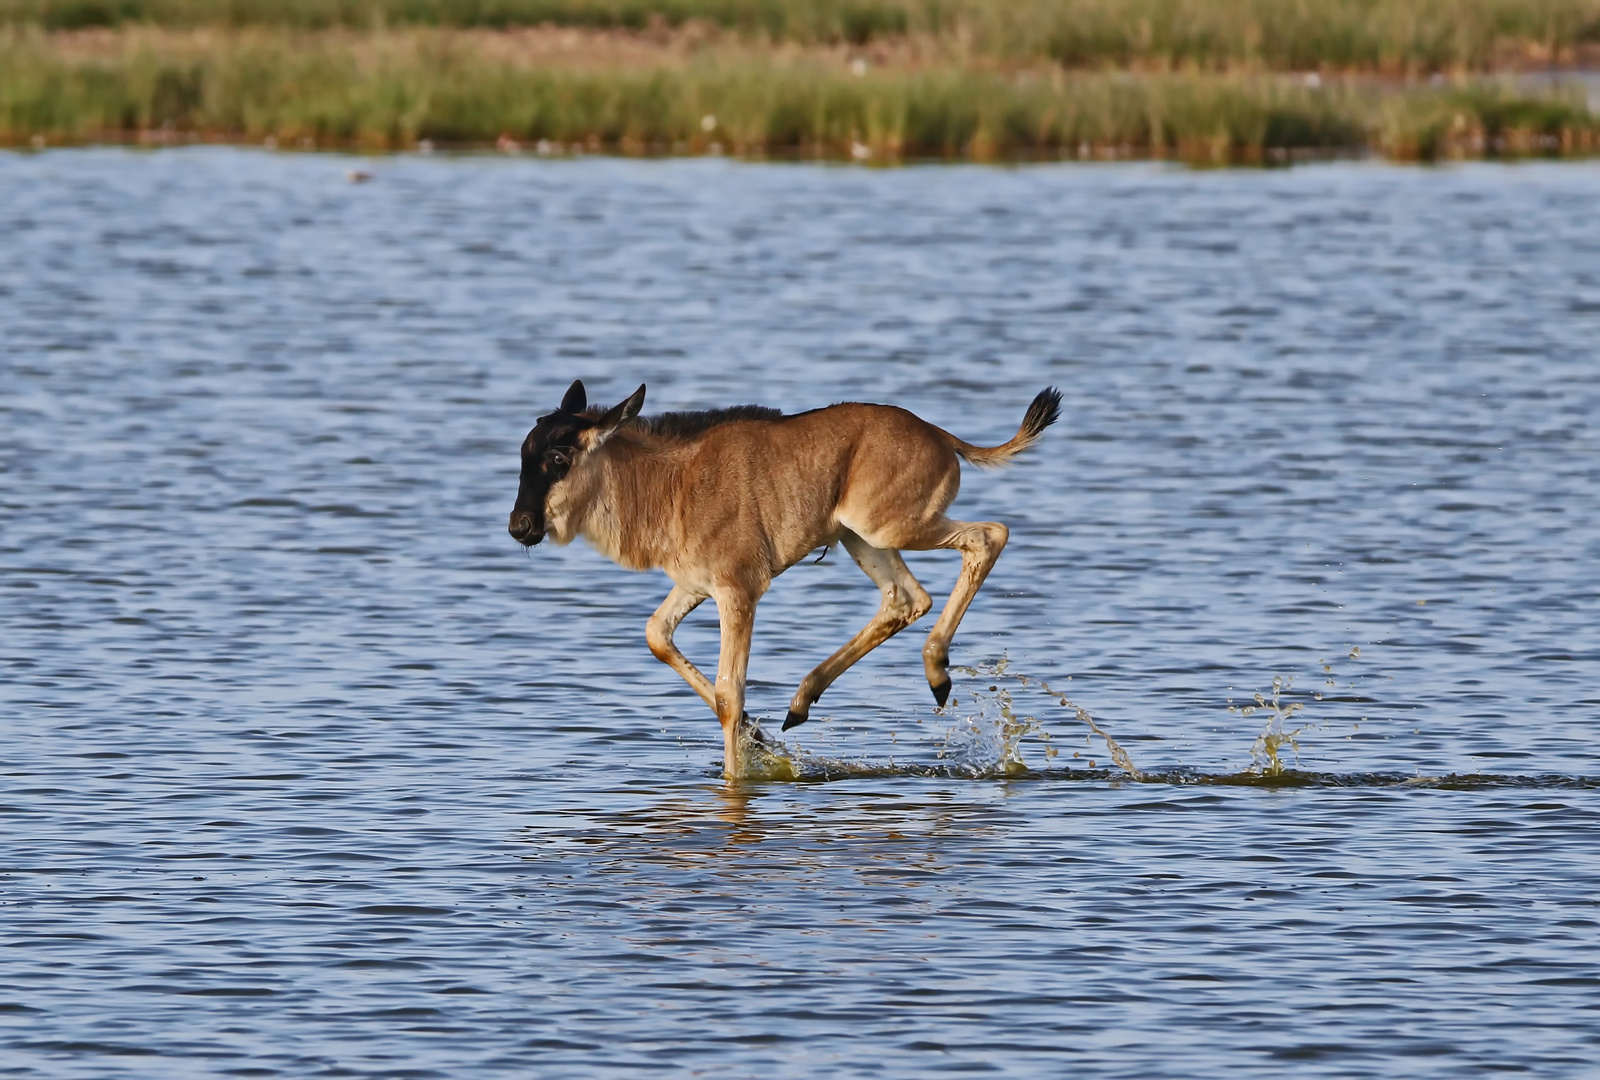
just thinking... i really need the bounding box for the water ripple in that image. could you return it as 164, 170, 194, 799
2, 150, 1598, 1078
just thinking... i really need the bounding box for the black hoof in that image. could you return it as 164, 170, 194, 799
930, 678, 952, 708
782, 709, 807, 732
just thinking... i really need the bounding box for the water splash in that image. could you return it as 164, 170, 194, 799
735, 719, 799, 782
734, 712, 1036, 782
727, 661, 1124, 781
726, 678, 1598, 790
724, 649, 1426, 787
723, 658, 1147, 782
733, 716, 930, 782
1229, 675, 1315, 777
950, 657, 1146, 780
934, 677, 1034, 777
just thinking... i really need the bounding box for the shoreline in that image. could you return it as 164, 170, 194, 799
12, 137, 1597, 170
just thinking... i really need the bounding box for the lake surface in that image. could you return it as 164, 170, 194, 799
2, 149, 1599, 1077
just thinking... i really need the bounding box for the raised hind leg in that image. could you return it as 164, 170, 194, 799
907, 519, 1009, 708
782, 532, 932, 731
646, 584, 716, 711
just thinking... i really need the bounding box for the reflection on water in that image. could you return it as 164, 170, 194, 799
3, 149, 1599, 1077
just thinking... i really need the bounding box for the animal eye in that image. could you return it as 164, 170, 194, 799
546, 449, 570, 467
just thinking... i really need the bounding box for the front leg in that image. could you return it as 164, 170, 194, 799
646, 585, 716, 711
712, 588, 758, 780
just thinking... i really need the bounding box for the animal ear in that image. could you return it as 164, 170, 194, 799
587, 384, 646, 446
559, 379, 587, 415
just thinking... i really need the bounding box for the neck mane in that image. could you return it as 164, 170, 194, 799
630, 405, 784, 442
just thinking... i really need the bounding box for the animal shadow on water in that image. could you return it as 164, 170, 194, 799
509, 379, 1062, 780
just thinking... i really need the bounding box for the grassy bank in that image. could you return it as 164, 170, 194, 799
5, 0, 1600, 73
3, 27, 1596, 161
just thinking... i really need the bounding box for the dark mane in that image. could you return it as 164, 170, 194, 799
635, 405, 784, 441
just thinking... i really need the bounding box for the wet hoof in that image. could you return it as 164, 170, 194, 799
930, 678, 952, 709
781, 709, 808, 732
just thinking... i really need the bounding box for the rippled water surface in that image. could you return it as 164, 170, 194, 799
3, 149, 1600, 1077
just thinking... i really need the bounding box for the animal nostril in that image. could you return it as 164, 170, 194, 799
509, 512, 534, 538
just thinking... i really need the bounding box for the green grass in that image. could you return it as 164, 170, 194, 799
3, 26, 1595, 160
4, 0, 1600, 73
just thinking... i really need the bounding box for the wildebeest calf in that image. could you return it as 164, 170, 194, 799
509, 380, 1061, 779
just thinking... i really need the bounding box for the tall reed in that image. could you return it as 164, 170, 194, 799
6, 0, 1600, 72
3, 27, 1594, 159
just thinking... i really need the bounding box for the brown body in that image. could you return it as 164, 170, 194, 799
510, 381, 1061, 779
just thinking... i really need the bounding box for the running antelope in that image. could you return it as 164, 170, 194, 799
508, 380, 1061, 779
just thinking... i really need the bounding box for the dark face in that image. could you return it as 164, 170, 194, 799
508, 379, 646, 546
508, 409, 593, 546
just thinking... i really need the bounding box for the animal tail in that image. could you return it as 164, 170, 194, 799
950, 387, 1063, 468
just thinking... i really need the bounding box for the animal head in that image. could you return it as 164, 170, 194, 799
508, 379, 646, 546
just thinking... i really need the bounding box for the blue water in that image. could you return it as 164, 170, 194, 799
2, 149, 1599, 1077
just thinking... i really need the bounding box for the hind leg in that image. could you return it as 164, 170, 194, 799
901, 519, 1009, 707
782, 533, 932, 731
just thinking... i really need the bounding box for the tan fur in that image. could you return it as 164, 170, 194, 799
535, 391, 1059, 779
